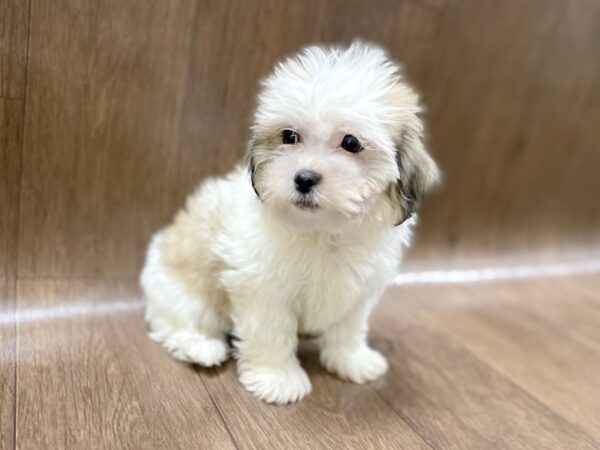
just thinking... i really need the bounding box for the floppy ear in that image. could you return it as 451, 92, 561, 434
247, 132, 277, 202
245, 138, 262, 200
390, 115, 441, 225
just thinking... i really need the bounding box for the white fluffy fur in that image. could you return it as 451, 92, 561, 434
141, 41, 437, 404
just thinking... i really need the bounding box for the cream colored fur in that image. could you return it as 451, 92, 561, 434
140, 41, 439, 404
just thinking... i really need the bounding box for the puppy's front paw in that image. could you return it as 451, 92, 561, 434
238, 359, 312, 405
321, 345, 388, 384
154, 330, 229, 367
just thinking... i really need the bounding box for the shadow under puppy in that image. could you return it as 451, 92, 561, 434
141, 41, 440, 404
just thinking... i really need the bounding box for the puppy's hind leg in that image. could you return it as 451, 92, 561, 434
140, 233, 231, 367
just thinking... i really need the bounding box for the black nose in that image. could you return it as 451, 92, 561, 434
294, 169, 322, 194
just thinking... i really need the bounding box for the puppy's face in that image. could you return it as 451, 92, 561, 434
249, 42, 440, 232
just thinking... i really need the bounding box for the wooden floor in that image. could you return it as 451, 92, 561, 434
1, 271, 599, 449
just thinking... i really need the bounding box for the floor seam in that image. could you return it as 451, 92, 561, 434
199, 375, 240, 450
369, 385, 437, 450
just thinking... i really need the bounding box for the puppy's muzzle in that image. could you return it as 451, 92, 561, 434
294, 169, 321, 194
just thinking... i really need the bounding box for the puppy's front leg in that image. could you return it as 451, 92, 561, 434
319, 301, 388, 384
232, 296, 311, 404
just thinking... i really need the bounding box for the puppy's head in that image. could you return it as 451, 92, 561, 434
249, 41, 440, 232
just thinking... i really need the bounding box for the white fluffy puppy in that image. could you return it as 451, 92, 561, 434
141, 41, 440, 404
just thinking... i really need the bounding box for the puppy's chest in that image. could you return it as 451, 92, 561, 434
293, 244, 390, 333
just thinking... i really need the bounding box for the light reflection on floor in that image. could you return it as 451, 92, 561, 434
2, 259, 599, 328
0, 299, 143, 327
394, 259, 600, 285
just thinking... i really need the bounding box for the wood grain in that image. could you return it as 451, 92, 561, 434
0, 2, 28, 443
10, 276, 600, 448
201, 341, 428, 449
0, 0, 29, 98
0, 98, 23, 450
425, 283, 600, 437
561, 275, 600, 306
509, 277, 600, 354
18, 0, 197, 277
0, 98, 23, 302
15, 280, 235, 449
371, 284, 600, 449
416, 0, 600, 256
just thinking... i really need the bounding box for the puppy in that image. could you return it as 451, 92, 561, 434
141, 41, 440, 404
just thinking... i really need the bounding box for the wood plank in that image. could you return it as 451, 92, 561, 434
0, 98, 23, 299
422, 281, 600, 438
559, 275, 600, 306
367, 284, 599, 449
10, 278, 600, 447
0, 0, 29, 98
390, 273, 600, 352
0, 97, 23, 450
510, 277, 600, 354
18, 0, 196, 277
202, 340, 429, 450
415, 0, 600, 255
15, 280, 235, 449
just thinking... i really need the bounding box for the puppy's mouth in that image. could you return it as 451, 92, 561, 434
293, 197, 319, 211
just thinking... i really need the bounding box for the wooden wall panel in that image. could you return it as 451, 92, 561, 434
0, 99, 22, 307
19, 0, 197, 277
0, 1, 28, 446
18, 0, 600, 278
0, 0, 29, 98
0, 97, 23, 450
415, 0, 600, 256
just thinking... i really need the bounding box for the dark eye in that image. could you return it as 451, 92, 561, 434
341, 134, 362, 153
282, 129, 300, 144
